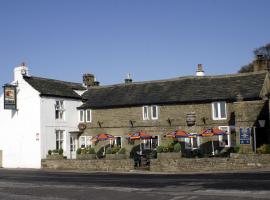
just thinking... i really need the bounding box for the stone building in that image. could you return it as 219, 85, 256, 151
77, 64, 270, 155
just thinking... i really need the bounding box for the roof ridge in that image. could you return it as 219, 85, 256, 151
88, 71, 268, 89
24, 75, 83, 86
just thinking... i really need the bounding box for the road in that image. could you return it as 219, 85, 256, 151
0, 169, 270, 199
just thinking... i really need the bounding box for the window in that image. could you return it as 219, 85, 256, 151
185, 137, 200, 149
144, 136, 159, 150
79, 136, 92, 148
78, 110, 84, 122
142, 106, 149, 120
112, 136, 122, 147
212, 102, 227, 120
142, 105, 159, 120
55, 100, 65, 120
151, 105, 158, 120
86, 109, 92, 122
56, 130, 64, 150
218, 126, 231, 147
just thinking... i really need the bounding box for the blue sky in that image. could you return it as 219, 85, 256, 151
0, 0, 270, 86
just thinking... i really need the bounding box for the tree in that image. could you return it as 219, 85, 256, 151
238, 43, 270, 73
238, 63, 253, 73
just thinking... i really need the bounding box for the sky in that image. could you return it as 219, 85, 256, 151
0, 0, 270, 86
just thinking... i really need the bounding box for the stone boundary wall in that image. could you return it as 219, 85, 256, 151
150, 153, 270, 172
42, 154, 270, 173
41, 159, 133, 172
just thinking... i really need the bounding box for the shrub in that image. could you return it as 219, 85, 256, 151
156, 146, 163, 153
173, 143, 181, 152
118, 148, 126, 154
48, 150, 52, 155
166, 143, 174, 152
162, 146, 170, 153
58, 148, 63, 155
233, 146, 240, 153
87, 147, 96, 154
106, 148, 112, 154
76, 148, 82, 155
257, 144, 270, 154
111, 146, 121, 154
52, 149, 59, 154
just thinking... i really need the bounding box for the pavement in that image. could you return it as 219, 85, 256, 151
0, 168, 270, 199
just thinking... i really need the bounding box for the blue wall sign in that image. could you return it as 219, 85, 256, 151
240, 128, 251, 144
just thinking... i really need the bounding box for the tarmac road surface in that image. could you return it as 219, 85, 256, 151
0, 169, 270, 199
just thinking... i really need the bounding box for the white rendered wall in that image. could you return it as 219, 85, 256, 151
0, 77, 41, 168
40, 97, 82, 159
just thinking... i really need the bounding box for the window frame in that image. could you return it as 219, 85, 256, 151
78, 110, 85, 122
185, 137, 200, 150
142, 106, 149, 120
55, 100, 65, 120
79, 136, 92, 148
86, 109, 92, 123
55, 130, 65, 150
151, 105, 158, 120
218, 126, 231, 147
113, 136, 122, 148
212, 101, 227, 120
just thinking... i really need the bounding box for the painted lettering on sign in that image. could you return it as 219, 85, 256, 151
240, 127, 251, 144
3, 85, 17, 110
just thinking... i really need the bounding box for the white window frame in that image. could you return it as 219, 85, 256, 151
112, 136, 122, 148
78, 110, 85, 122
86, 109, 92, 123
151, 105, 158, 120
212, 101, 227, 120
79, 136, 92, 148
56, 130, 65, 150
185, 137, 200, 150
142, 106, 149, 120
55, 100, 65, 120
218, 126, 231, 147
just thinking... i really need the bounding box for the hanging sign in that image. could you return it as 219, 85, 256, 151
240, 127, 251, 144
3, 84, 17, 110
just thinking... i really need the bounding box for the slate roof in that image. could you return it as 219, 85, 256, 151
79, 71, 268, 109
23, 76, 85, 99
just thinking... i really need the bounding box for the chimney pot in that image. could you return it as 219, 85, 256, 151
125, 73, 132, 84
196, 64, 205, 76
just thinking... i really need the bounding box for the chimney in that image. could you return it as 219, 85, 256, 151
124, 73, 132, 84
83, 74, 100, 88
253, 54, 270, 72
196, 64, 205, 76
14, 62, 29, 82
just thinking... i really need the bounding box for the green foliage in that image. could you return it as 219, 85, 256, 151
86, 147, 96, 154
118, 148, 126, 154
233, 146, 240, 153
52, 149, 59, 154
173, 143, 181, 152
48, 150, 52, 155
111, 146, 121, 154
257, 144, 270, 154
58, 148, 63, 155
76, 148, 82, 155
106, 148, 112, 154
156, 146, 163, 153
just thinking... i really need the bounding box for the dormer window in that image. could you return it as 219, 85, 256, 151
55, 100, 65, 120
